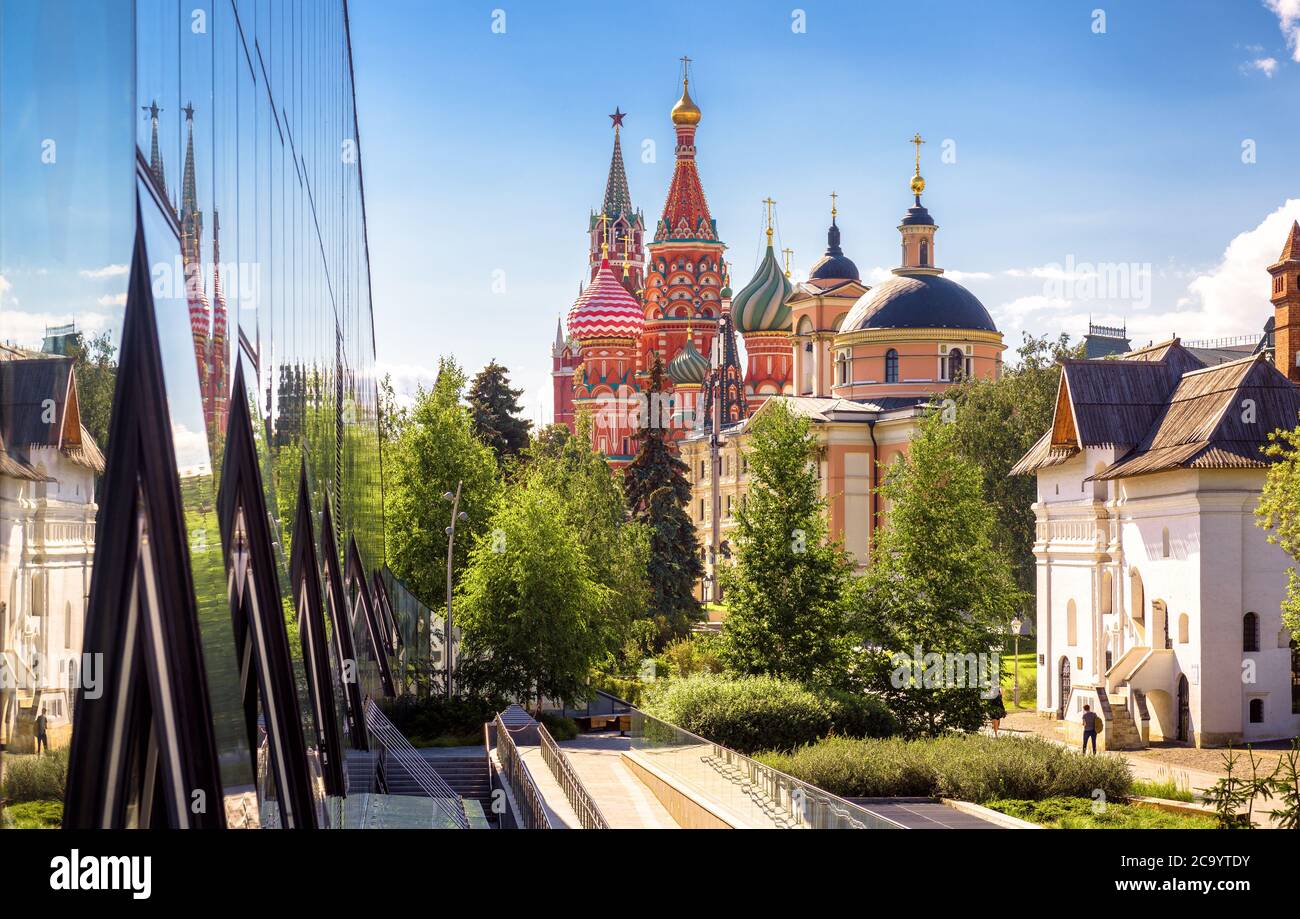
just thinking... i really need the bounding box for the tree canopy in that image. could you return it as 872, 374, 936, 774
467, 359, 531, 463
718, 400, 856, 684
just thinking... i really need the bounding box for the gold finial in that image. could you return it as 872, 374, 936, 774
762, 196, 777, 246
781, 247, 793, 278
910, 133, 926, 197
830, 191, 838, 219
598, 212, 610, 259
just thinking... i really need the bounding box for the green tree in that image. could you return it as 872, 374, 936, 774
522, 414, 649, 662
68, 330, 117, 450
454, 484, 610, 709
857, 410, 1024, 737
384, 357, 501, 607
623, 358, 702, 645
467, 359, 531, 463
718, 400, 856, 684
947, 332, 1079, 610
1257, 423, 1300, 637
378, 372, 408, 444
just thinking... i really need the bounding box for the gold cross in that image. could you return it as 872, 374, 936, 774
911, 133, 925, 173
680, 55, 692, 82
598, 212, 610, 258
830, 191, 838, 218
762, 197, 777, 244
782, 247, 794, 278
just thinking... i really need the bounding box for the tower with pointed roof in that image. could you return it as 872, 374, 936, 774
590, 108, 646, 297
142, 100, 170, 207
207, 208, 229, 440
551, 312, 579, 430
734, 198, 795, 407
1270, 220, 1300, 383
644, 61, 726, 436
179, 102, 212, 420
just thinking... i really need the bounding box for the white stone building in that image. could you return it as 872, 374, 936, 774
0, 347, 102, 751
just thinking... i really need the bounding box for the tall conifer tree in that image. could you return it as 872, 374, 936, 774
467, 359, 532, 462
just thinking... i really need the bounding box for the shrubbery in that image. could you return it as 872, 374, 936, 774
2, 748, 68, 803
988, 797, 1214, 829
2, 799, 63, 829
643, 674, 894, 754
382, 695, 502, 748
756, 734, 1132, 803
539, 713, 579, 742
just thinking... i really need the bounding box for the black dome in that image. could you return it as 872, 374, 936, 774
808, 219, 859, 281
844, 274, 997, 332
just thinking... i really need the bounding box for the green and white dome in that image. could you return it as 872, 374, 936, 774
668, 337, 710, 385
732, 244, 793, 334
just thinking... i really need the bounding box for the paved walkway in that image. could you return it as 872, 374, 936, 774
557, 734, 679, 828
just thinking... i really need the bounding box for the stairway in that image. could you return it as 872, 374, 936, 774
1100, 688, 1146, 751
421, 752, 495, 822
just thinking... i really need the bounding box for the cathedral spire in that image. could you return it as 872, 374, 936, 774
656, 61, 716, 243
142, 99, 168, 203
603, 108, 632, 221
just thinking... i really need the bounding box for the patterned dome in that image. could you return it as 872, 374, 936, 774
668, 337, 710, 385
567, 259, 644, 341
732, 244, 793, 334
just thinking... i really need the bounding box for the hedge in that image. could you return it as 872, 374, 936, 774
642, 674, 895, 754
756, 734, 1132, 803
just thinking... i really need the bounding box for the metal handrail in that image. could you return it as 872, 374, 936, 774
537, 724, 610, 830
366, 700, 469, 828
628, 709, 904, 830
492, 715, 553, 829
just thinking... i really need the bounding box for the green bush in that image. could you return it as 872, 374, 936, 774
539, 713, 579, 742
382, 695, 501, 748
2, 748, 68, 804
757, 734, 1132, 804
3, 799, 63, 829
643, 674, 894, 754
988, 797, 1214, 829
658, 634, 725, 679
591, 671, 645, 707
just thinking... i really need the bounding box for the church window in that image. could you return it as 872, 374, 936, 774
1130, 569, 1144, 624
1100, 571, 1112, 615
1249, 698, 1264, 724
947, 348, 964, 382
1161, 527, 1170, 557
920, 239, 929, 267
885, 349, 899, 383
699, 499, 704, 520
1066, 600, 1078, 646
1178, 613, 1189, 644
64, 601, 73, 650
1244, 612, 1260, 653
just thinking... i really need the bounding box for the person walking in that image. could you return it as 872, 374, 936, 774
986, 686, 1007, 737
1080, 704, 1101, 754
33, 710, 48, 757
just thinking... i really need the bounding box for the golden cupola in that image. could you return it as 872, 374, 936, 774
671, 77, 702, 126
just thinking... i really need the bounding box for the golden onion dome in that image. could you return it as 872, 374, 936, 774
671, 79, 702, 126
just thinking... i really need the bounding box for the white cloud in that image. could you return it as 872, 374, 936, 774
375, 360, 437, 407
0, 274, 10, 301
79, 264, 129, 280
1244, 56, 1280, 76
944, 269, 992, 282
1266, 0, 1300, 60
96, 292, 127, 307
991, 295, 1074, 330
0, 310, 113, 349
170, 422, 211, 479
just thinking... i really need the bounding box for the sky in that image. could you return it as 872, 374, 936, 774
347, 0, 1300, 424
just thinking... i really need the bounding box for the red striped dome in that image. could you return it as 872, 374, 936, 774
568, 260, 644, 342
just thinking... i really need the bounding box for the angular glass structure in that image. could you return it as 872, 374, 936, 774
0, 0, 436, 828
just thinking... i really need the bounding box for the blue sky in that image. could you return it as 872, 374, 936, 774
4, 2, 1297, 427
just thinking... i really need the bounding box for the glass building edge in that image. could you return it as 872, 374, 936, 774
0, 0, 425, 828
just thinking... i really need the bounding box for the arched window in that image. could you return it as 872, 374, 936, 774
1161, 527, 1170, 558
64, 601, 72, 650
1066, 600, 1078, 646
1178, 613, 1189, 644
1291, 639, 1300, 714
947, 348, 964, 382
1243, 612, 1260, 653
920, 239, 929, 267
1249, 698, 1264, 724
1130, 568, 1144, 624
885, 348, 899, 383
1100, 570, 1113, 615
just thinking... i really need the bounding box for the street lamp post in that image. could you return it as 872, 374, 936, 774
443, 482, 467, 700
708, 334, 722, 603
1010, 615, 1023, 709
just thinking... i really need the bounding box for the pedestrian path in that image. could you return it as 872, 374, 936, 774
557, 734, 679, 828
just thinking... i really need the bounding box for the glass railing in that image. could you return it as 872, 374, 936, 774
625, 710, 902, 829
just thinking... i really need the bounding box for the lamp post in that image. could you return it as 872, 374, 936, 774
708, 333, 722, 603
1010, 615, 1023, 709
443, 482, 467, 700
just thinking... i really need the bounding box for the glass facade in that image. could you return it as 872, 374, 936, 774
0, 0, 425, 828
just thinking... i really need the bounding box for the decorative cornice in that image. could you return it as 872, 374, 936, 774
833, 326, 1005, 347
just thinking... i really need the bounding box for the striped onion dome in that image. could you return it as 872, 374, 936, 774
668, 337, 710, 385
567, 259, 644, 341
732, 244, 793, 334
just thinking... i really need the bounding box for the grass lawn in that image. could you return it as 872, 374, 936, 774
1000, 651, 1037, 711
988, 797, 1215, 829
